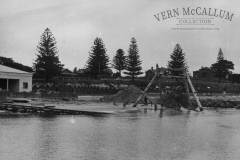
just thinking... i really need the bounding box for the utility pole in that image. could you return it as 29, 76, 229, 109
98, 63, 101, 79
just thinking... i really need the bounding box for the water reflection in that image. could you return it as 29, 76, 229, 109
1, 109, 240, 159
35, 116, 60, 160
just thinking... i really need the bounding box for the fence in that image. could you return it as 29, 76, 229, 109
32, 85, 123, 95
0, 91, 78, 99
193, 93, 240, 96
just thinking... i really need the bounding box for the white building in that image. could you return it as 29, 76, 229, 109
0, 64, 33, 92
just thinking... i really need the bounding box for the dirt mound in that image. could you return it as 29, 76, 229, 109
102, 85, 191, 109
103, 85, 144, 105
161, 86, 191, 110
161, 93, 190, 110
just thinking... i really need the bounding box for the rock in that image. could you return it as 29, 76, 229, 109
235, 105, 240, 109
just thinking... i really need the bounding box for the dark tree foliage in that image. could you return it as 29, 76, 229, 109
112, 49, 126, 77
0, 56, 33, 72
33, 28, 64, 80
211, 48, 234, 83
167, 44, 188, 76
217, 48, 224, 61
124, 37, 143, 81
73, 67, 77, 73
85, 37, 110, 78
113, 72, 120, 77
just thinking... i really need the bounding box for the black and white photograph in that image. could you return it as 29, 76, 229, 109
1, 0, 240, 159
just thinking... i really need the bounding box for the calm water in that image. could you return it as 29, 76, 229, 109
1, 108, 240, 160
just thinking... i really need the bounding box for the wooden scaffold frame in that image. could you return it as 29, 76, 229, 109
132, 64, 203, 112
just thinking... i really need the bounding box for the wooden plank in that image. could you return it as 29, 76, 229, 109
167, 68, 184, 72
161, 75, 185, 79
183, 68, 191, 106
186, 73, 203, 111
1, 103, 113, 115
157, 64, 162, 106
132, 74, 157, 107
153, 67, 184, 72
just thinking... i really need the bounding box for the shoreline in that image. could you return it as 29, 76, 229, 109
2, 95, 240, 111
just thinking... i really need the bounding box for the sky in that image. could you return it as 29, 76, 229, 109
0, 0, 240, 75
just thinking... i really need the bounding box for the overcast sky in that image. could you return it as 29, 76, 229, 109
0, 0, 240, 75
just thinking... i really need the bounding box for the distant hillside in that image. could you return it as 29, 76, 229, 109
0, 56, 33, 72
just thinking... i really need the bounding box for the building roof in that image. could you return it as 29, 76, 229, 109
61, 68, 78, 76
76, 69, 85, 74
0, 64, 31, 74
146, 67, 168, 73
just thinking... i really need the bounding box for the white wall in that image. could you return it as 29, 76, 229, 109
19, 76, 32, 92
0, 72, 33, 92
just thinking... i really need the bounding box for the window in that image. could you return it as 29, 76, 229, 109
23, 82, 28, 89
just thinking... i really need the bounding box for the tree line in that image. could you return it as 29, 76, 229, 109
33, 28, 144, 81
0, 56, 33, 72
1, 28, 234, 83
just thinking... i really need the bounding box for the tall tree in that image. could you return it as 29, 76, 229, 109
112, 49, 126, 77
217, 48, 224, 61
85, 37, 110, 78
167, 44, 188, 76
33, 28, 64, 80
124, 37, 143, 81
211, 48, 234, 83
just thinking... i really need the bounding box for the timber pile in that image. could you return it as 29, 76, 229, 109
0, 97, 10, 110
0, 97, 8, 104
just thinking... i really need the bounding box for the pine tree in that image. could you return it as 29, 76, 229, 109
167, 44, 188, 76
211, 48, 234, 83
33, 28, 64, 80
124, 38, 143, 81
217, 48, 224, 61
85, 37, 110, 78
112, 49, 126, 77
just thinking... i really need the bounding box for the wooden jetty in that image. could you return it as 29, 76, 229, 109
8, 98, 30, 103
0, 103, 113, 115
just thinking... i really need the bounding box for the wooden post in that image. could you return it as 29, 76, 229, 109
186, 73, 203, 111
132, 74, 157, 107
183, 67, 191, 106
157, 64, 162, 107
7, 78, 9, 91
159, 76, 162, 106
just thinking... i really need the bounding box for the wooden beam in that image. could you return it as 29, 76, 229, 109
157, 64, 162, 106
161, 75, 185, 79
153, 67, 184, 72
159, 76, 162, 106
167, 68, 184, 72
186, 73, 203, 111
132, 74, 157, 107
7, 79, 9, 90
183, 68, 191, 106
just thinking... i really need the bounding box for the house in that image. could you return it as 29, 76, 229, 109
75, 69, 86, 76
0, 64, 33, 92
145, 67, 168, 77
145, 67, 156, 77
61, 68, 78, 77
193, 67, 214, 79
231, 74, 240, 83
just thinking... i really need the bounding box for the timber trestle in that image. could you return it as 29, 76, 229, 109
133, 64, 203, 111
